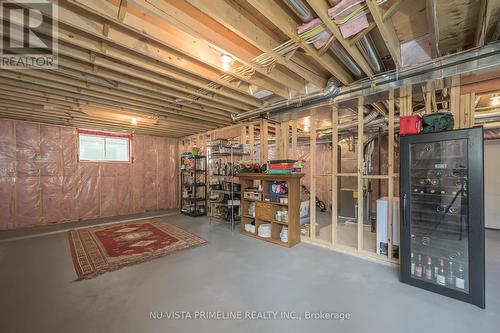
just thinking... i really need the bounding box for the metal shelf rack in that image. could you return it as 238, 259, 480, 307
180, 155, 207, 217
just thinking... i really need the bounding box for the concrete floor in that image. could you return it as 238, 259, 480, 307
314, 210, 377, 251
0, 213, 499, 333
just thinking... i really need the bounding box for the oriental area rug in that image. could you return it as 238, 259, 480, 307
68, 218, 207, 280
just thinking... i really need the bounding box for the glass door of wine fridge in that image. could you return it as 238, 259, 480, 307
400, 127, 485, 308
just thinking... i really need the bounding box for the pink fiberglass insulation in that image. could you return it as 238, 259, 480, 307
131, 134, 146, 212
164, 137, 178, 208
62, 175, 78, 222
0, 119, 15, 177
41, 175, 64, 223
0, 118, 178, 230
61, 127, 77, 175
16, 176, 42, 227
100, 171, 118, 218
299, 142, 332, 209
401, 34, 432, 67
0, 177, 15, 229
78, 163, 100, 219
144, 135, 159, 211
297, 18, 332, 50
328, 0, 368, 38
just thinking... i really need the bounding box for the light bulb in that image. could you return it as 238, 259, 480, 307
131, 117, 137, 125
220, 54, 232, 63
222, 62, 231, 71
491, 96, 500, 106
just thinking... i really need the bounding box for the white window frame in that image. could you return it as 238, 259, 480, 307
77, 129, 132, 163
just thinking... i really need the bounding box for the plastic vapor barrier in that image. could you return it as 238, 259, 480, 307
0, 119, 178, 230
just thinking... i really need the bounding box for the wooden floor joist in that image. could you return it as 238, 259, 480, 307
0, 73, 231, 127
305, 0, 374, 78
65, 0, 292, 99
244, 0, 353, 85
183, 0, 325, 90
8, 1, 264, 110
366, 0, 401, 67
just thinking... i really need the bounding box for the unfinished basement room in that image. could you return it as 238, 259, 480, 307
1, 0, 500, 332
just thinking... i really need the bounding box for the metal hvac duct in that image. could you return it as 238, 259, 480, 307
475, 111, 500, 122
318, 114, 400, 138
358, 35, 384, 73
231, 78, 341, 121
330, 41, 365, 78
232, 41, 500, 122
284, 0, 314, 22
337, 108, 379, 131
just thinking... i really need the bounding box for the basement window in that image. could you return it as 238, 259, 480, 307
78, 129, 131, 163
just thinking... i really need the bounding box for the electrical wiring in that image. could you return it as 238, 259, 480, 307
217, 0, 386, 82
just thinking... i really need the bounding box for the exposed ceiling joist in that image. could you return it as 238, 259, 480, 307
305, 0, 374, 77
59, 61, 232, 117
318, 35, 336, 56
244, 0, 353, 84
129, 0, 308, 94
0, 104, 189, 137
184, 0, 327, 89
55, 47, 246, 113
0, 71, 232, 126
0, 109, 185, 136
475, 0, 488, 47
0, 96, 220, 136
0, 73, 230, 125
0, 102, 175, 135
0, 84, 224, 130
426, 0, 441, 58
117, 0, 128, 21
65, 0, 291, 98
382, 0, 408, 22
366, 0, 401, 67
474, 0, 499, 47
0, 78, 230, 127
349, 22, 376, 47
55, 28, 261, 107
55, 6, 264, 107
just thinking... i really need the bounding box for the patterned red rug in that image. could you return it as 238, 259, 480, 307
68, 218, 207, 280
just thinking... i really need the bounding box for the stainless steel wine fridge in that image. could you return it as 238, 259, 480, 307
400, 127, 485, 308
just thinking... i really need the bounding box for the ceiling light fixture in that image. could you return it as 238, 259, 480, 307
220, 54, 233, 71
490, 95, 500, 106
131, 117, 138, 125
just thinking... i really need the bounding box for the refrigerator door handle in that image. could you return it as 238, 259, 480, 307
403, 193, 408, 228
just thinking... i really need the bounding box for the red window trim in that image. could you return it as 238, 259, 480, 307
77, 128, 133, 139
77, 128, 133, 163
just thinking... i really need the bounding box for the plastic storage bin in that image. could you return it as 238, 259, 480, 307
400, 115, 422, 135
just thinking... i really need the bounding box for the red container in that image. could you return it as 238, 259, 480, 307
400, 115, 422, 135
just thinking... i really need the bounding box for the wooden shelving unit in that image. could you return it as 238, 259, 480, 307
237, 173, 304, 248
